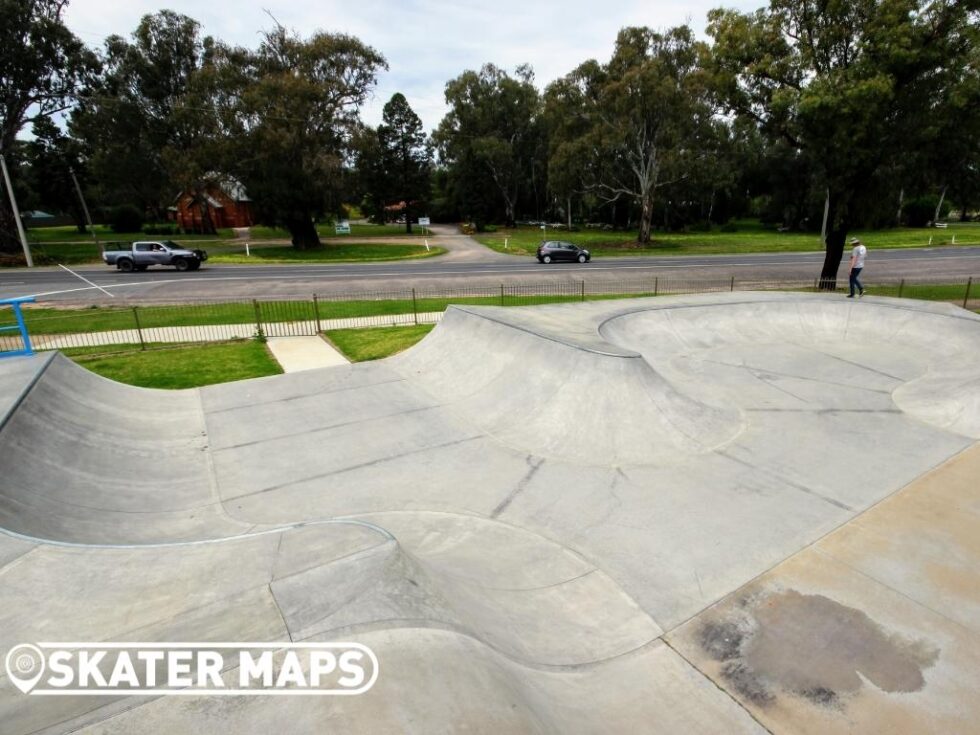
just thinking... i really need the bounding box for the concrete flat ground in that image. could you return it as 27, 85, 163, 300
0, 292, 977, 733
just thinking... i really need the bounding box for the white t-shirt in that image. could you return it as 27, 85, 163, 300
851, 243, 867, 268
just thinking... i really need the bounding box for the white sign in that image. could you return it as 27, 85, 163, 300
334, 221, 351, 235
5, 641, 378, 696
418, 217, 430, 226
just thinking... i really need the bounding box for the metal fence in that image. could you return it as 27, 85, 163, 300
1, 275, 975, 355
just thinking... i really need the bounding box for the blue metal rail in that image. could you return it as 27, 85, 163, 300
0, 297, 35, 358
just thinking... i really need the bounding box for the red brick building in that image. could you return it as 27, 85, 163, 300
170, 178, 254, 232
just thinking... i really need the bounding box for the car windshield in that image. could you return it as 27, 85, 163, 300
164, 241, 180, 249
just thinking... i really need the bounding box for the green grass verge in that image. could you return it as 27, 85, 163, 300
474, 220, 980, 257
207, 243, 444, 264
22, 239, 443, 266
11, 294, 625, 335
325, 325, 434, 362
25, 222, 422, 244
62, 340, 282, 388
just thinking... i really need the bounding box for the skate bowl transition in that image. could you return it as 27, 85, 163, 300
1, 292, 979, 734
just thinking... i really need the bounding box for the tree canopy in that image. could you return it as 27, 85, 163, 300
212, 23, 386, 248
436, 64, 542, 228
0, 0, 97, 253
708, 0, 980, 284
356, 93, 432, 232
545, 27, 714, 244
5, 2, 979, 269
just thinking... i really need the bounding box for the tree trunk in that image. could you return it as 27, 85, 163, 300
896, 187, 904, 226
504, 201, 515, 228
567, 196, 572, 231
638, 194, 653, 244
197, 195, 217, 236
818, 192, 850, 290
933, 185, 947, 223
287, 216, 321, 250
820, 227, 848, 289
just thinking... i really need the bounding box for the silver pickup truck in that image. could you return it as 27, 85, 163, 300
102, 241, 208, 272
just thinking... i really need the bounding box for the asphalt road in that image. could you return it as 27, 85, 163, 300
2, 246, 979, 304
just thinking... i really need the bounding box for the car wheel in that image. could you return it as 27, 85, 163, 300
173, 258, 189, 272
118, 259, 134, 273
542, 255, 552, 264
578, 254, 587, 263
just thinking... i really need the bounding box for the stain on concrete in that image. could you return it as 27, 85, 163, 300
698, 620, 744, 661
699, 589, 939, 709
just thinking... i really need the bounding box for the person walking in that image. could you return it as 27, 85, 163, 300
847, 237, 867, 298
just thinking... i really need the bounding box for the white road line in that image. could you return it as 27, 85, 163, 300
58, 264, 115, 297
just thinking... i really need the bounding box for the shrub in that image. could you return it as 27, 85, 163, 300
110, 205, 144, 233
143, 224, 176, 235
720, 221, 738, 233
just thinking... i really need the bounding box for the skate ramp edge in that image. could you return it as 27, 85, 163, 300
0, 352, 246, 544
390, 305, 742, 465
597, 295, 980, 438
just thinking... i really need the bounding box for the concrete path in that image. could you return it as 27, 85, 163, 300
266, 336, 349, 372
0, 292, 978, 733
422, 223, 513, 262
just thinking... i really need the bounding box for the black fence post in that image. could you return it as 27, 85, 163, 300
500, 284, 505, 307
654, 277, 659, 297
898, 279, 905, 299
581, 281, 586, 302
412, 288, 419, 326
132, 306, 146, 351
964, 277, 973, 310
252, 299, 264, 340
730, 276, 735, 292
312, 294, 322, 333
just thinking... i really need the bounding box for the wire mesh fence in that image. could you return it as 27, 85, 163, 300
1, 275, 975, 355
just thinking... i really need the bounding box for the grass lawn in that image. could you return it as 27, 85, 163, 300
325, 325, 435, 361
25, 222, 420, 245
207, 242, 444, 264
63, 340, 282, 388
25, 240, 443, 266
474, 220, 980, 257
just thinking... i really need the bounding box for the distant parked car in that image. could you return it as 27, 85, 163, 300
536, 241, 591, 264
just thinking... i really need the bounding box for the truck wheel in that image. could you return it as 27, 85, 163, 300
188, 261, 200, 271
118, 259, 135, 273
173, 258, 189, 272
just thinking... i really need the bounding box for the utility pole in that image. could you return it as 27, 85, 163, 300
69, 167, 101, 253
0, 152, 34, 267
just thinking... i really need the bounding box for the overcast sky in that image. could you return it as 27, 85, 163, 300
63, 0, 763, 133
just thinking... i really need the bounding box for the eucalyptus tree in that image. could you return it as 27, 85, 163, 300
545, 27, 713, 244
708, 0, 980, 286
214, 22, 386, 248
436, 64, 541, 228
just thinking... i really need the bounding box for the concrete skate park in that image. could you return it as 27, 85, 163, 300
1, 291, 979, 733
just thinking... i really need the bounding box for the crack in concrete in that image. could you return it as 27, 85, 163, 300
491, 456, 546, 518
